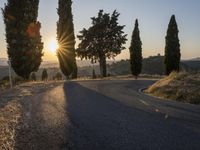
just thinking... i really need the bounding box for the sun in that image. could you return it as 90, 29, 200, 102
48, 38, 59, 54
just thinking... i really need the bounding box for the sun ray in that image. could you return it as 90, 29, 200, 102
48, 38, 59, 54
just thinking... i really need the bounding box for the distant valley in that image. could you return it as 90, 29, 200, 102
0, 56, 200, 80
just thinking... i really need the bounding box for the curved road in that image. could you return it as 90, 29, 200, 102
63, 80, 200, 150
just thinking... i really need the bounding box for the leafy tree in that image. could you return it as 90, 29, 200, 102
30, 72, 36, 81
129, 19, 142, 79
41, 69, 48, 81
164, 15, 181, 75
57, 0, 76, 79
77, 10, 127, 77
2, 0, 43, 79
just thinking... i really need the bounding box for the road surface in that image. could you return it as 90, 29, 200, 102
63, 80, 200, 150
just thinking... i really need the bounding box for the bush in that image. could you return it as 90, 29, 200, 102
1, 76, 10, 81
30, 72, 37, 81
13, 76, 24, 84
53, 72, 62, 80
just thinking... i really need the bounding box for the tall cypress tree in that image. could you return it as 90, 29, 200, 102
2, 0, 43, 79
57, 0, 76, 79
129, 19, 142, 79
164, 15, 181, 75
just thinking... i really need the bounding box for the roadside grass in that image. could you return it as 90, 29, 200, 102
74, 74, 164, 81
145, 71, 200, 104
0, 81, 63, 149
0, 102, 22, 150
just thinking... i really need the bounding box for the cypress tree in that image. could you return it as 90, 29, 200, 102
2, 0, 43, 79
164, 15, 181, 75
57, 0, 76, 79
41, 69, 48, 81
129, 19, 142, 79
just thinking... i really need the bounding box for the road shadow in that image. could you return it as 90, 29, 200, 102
13, 85, 70, 150
63, 81, 200, 150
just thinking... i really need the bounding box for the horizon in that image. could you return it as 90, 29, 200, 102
0, 0, 200, 61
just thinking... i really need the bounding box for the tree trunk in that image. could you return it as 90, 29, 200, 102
99, 55, 107, 77
135, 75, 138, 80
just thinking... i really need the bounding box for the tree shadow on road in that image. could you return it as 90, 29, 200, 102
63, 81, 200, 150
13, 85, 70, 150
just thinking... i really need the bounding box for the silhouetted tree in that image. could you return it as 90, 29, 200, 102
30, 72, 36, 81
129, 19, 142, 79
77, 10, 127, 77
92, 69, 96, 79
57, 0, 76, 79
2, 0, 43, 79
164, 15, 181, 75
41, 69, 48, 81
71, 61, 78, 79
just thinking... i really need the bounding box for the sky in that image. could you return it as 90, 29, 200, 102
0, 0, 200, 61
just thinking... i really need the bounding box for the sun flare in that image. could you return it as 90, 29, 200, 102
48, 38, 59, 54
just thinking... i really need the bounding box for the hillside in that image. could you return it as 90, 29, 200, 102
107, 56, 197, 76
145, 72, 200, 104
182, 60, 200, 71
0, 56, 199, 79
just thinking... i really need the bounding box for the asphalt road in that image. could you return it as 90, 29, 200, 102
63, 80, 200, 150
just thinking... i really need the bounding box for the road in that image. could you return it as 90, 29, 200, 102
63, 80, 200, 150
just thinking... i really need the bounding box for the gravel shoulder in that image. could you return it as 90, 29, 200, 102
0, 81, 70, 150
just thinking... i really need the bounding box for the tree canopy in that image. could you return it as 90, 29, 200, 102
129, 19, 142, 78
164, 15, 181, 75
76, 10, 127, 77
2, 0, 43, 79
57, 0, 77, 79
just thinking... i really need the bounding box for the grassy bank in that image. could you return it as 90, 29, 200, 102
145, 72, 200, 104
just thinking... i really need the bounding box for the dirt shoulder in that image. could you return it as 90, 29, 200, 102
145, 72, 200, 104
0, 81, 71, 150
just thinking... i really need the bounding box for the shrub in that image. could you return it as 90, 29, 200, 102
30, 72, 37, 81
53, 72, 62, 80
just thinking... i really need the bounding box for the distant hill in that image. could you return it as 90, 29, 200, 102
107, 56, 165, 75
182, 60, 200, 71
190, 57, 200, 61
0, 56, 199, 79
0, 58, 112, 68
107, 56, 198, 76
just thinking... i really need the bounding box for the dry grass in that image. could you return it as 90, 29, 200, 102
0, 94, 22, 150
145, 72, 200, 104
0, 81, 64, 150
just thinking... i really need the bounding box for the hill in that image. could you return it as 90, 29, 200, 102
145, 72, 200, 104
0, 56, 199, 79
107, 55, 198, 76
182, 60, 200, 71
